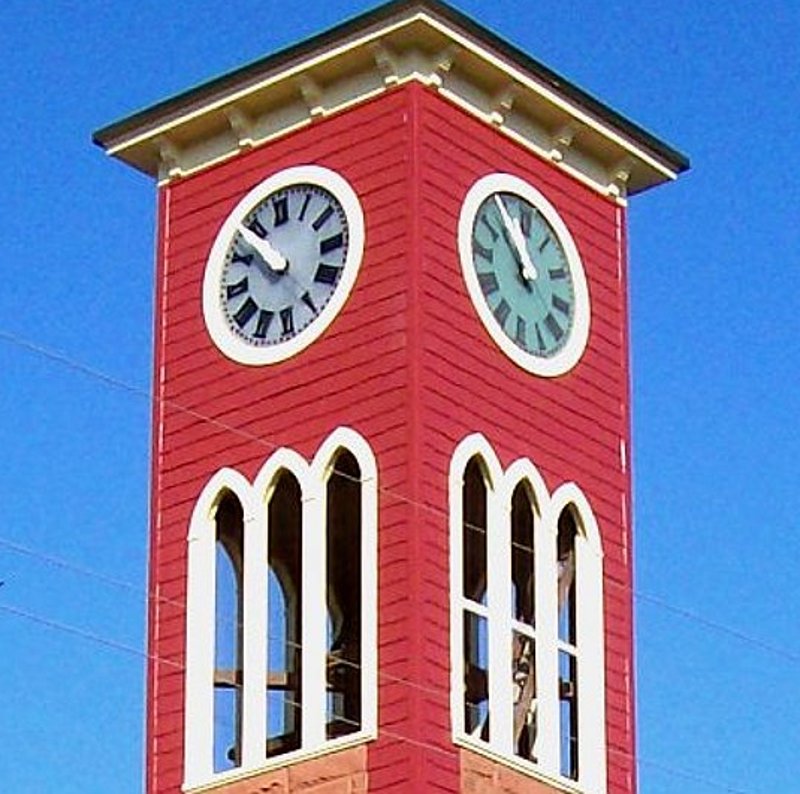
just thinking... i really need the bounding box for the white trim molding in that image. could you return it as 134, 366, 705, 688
458, 172, 591, 378
183, 427, 378, 791
202, 165, 365, 366
94, 6, 687, 199
449, 433, 607, 793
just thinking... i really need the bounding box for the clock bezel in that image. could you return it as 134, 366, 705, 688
458, 172, 590, 378
202, 164, 365, 366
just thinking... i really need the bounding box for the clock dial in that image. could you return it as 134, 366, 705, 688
203, 166, 364, 365
459, 173, 590, 377
471, 192, 575, 358
221, 183, 348, 346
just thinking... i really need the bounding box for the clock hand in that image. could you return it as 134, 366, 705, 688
493, 196, 538, 282
238, 224, 288, 273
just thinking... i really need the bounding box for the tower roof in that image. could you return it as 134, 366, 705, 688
93, 0, 689, 198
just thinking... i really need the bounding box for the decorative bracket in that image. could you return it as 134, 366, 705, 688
548, 124, 576, 162
224, 107, 254, 149
156, 136, 183, 180
489, 84, 516, 126
428, 45, 458, 88
607, 156, 634, 198
297, 75, 325, 118
371, 42, 400, 86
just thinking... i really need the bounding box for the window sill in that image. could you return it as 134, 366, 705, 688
183, 731, 375, 793
455, 734, 597, 794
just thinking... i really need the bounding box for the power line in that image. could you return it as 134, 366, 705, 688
0, 327, 792, 793
0, 599, 765, 794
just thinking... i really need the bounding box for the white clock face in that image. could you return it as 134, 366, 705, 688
458, 173, 590, 377
203, 165, 364, 365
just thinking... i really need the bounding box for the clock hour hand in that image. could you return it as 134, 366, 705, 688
493, 196, 538, 282
238, 224, 288, 273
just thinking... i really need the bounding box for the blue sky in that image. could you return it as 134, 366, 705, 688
1, 1, 798, 792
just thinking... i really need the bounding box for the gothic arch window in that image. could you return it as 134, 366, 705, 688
450, 434, 607, 793
214, 492, 244, 773
266, 470, 303, 757
184, 429, 378, 789
325, 449, 362, 739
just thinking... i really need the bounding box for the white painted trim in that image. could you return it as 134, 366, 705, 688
458, 172, 591, 378
202, 165, 365, 366
109, 12, 679, 198
449, 436, 607, 793
183, 428, 378, 790
184, 468, 253, 789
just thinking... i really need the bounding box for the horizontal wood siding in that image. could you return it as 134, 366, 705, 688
414, 85, 635, 794
148, 88, 421, 793
147, 80, 636, 794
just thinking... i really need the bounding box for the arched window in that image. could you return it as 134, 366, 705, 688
213, 493, 244, 772
450, 434, 606, 793
511, 482, 537, 764
267, 471, 303, 757
462, 456, 489, 738
184, 429, 378, 789
325, 449, 362, 738
557, 507, 578, 780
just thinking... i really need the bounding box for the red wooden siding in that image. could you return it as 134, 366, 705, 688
412, 83, 635, 794
146, 80, 635, 794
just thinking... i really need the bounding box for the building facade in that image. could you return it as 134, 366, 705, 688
94, 2, 688, 792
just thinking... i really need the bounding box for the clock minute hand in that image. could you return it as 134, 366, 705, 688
493, 196, 538, 282
238, 224, 288, 273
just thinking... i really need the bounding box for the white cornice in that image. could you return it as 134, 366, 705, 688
98, 10, 685, 201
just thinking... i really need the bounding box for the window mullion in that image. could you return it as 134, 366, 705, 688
301, 487, 325, 749
488, 491, 513, 755
575, 542, 606, 793
536, 513, 560, 777
184, 530, 215, 786
241, 507, 266, 768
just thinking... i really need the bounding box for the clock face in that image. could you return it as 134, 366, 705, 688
203, 165, 364, 365
458, 173, 590, 377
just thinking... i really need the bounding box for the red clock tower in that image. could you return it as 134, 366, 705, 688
94, 3, 688, 793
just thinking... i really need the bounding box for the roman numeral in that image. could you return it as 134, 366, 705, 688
493, 298, 511, 329
314, 263, 340, 285
312, 205, 334, 231
480, 216, 499, 242
231, 251, 254, 266
320, 233, 344, 255
254, 310, 274, 339
519, 206, 532, 237
478, 271, 499, 296
301, 291, 317, 314
539, 237, 552, 254
474, 238, 494, 263
535, 323, 546, 352
272, 196, 289, 226
298, 192, 312, 222
226, 277, 249, 300
515, 316, 527, 347
280, 306, 295, 336
552, 295, 571, 316
246, 215, 268, 239
234, 297, 258, 329
544, 312, 564, 341
549, 267, 567, 280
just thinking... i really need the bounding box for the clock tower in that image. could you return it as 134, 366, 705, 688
94, 2, 688, 793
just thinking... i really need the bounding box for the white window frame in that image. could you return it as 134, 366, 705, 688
449, 433, 607, 793
183, 427, 378, 790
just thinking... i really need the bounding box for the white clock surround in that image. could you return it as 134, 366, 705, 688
458, 173, 591, 378
203, 164, 365, 366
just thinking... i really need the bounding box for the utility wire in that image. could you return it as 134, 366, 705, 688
0, 328, 792, 794
0, 598, 764, 794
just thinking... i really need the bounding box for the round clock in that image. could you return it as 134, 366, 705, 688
458, 173, 590, 377
203, 165, 365, 365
